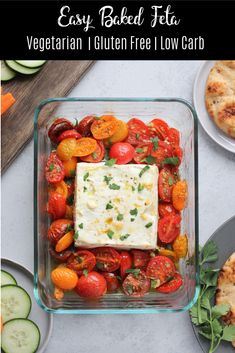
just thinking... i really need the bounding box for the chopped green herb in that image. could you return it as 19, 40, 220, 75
83, 172, 89, 181
139, 165, 150, 177
65, 224, 73, 232
141, 155, 156, 165
49, 164, 54, 172
130, 208, 138, 216
120, 234, 130, 241
162, 157, 179, 166
69, 170, 76, 177
151, 137, 159, 151
126, 268, 140, 278
107, 229, 114, 239
83, 269, 89, 277
104, 175, 113, 184
105, 158, 116, 167
74, 118, 79, 127
78, 223, 83, 229
145, 222, 153, 228
136, 133, 140, 140
117, 214, 124, 221
74, 231, 79, 240
109, 183, 120, 190
126, 284, 134, 295
130, 218, 135, 222
104, 150, 110, 160
131, 186, 135, 191
136, 147, 144, 153
91, 152, 97, 160
151, 279, 159, 289
96, 262, 104, 270
138, 183, 144, 192
168, 176, 174, 186
83, 186, 87, 192
106, 202, 113, 210
67, 194, 74, 206
76, 256, 83, 264
116, 275, 122, 281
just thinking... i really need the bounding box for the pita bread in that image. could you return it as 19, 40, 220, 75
205, 61, 235, 139
216, 252, 235, 347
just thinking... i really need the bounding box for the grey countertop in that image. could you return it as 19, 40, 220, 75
2, 61, 235, 353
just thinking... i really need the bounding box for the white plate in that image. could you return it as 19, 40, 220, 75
193, 61, 235, 153
1, 258, 53, 353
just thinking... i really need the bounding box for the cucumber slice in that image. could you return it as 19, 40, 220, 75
5, 61, 41, 75
1, 318, 40, 353
1, 61, 17, 81
1, 270, 17, 286
1, 285, 31, 323
15, 60, 46, 68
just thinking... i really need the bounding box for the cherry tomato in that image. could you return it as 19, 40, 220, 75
133, 143, 151, 164
105, 120, 129, 144
45, 151, 65, 184
150, 141, 172, 167
76, 115, 96, 136
91, 115, 118, 140
109, 142, 135, 164
158, 214, 181, 243
103, 273, 120, 293
125, 118, 151, 146
166, 128, 180, 146
75, 271, 107, 298
48, 219, 73, 245
122, 270, 150, 297
47, 192, 66, 220
49, 246, 72, 262
51, 267, 78, 290
92, 247, 121, 272
158, 203, 179, 218
158, 168, 174, 202
57, 138, 77, 161
57, 129, 82, 142
146, 256, 175, 286
67, 250, 96, 276
131, 250, 150, 270
80, 141, 105, 163
156, 273, 183, 293
148, 119, 169, 140
73, 137, 97, 157
63, 157, 78, 178
55, 231, 74, 252
48, 118, 74, 144
120, 251, 132, 278
172, 181, 188, 211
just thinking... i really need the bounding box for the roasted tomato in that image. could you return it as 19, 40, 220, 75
131, 250, 150, 270
172, 180, 188, 211
156, 273, 183, 293
158, 202, 179, 218
158, 215, 181, 244
158, 168, 175, 202
122, 270, 150, 297
48, 118, 74, 144
47, 192, 66, 220
73, 137, 97, 157
148, 119, 169, 140
150, 141, 172, 167
75, 271, 107, 298
105, 120, 128, 144
63, 157, 78, 178
120, 251, 132, 278
166, 128, 180, 146
133, 143, 151, 164
125, 118, 151, 146
109, 142, 135, 164
80, 141, 105, 163
91, 115, 118, 140
56, 138, 78, 161
92, 247, 121, 272
45, 151, 65, 184
48, 219, 73, 245
51, 267, 78, 290
103, 273, 120, 293
67, 250, 96, 276
76, 115, 96, 136
146, 256, 175, 286
49, 246, 73, 262
57, 129, 82, 142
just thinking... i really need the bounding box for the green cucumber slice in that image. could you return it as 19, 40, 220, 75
1, 318, 41, 353
1, 61, 17, 81
5, 61, 41, 75
1, 270, 17, 286
1, 285, 31, 323
15, 60, 46, 68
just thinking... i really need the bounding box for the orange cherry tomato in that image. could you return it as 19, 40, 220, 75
55, 230, 74, 252
80, 141, 105, 163
172, 180, 188, 211
91, 115, 118, 140
63, 157, 77, 177
65, 205, 73, 220
48, 219, 73, 245
47, 192, 66, 220
51, 267, 78, 290
56, 138, 77, 161
49, 180, 68, 199
172, 234, 188, 258
73, 137, 97, 157
104, 120, 128, 144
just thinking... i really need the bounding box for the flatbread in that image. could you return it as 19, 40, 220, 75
205, 61, 235, 139
216, 252, 235, 347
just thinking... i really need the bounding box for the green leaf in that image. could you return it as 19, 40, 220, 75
212, 304, 230, 319
49, 163, 54, 171
74, 231, 79, 240
136, 147, 144, 153
212, 318, 223, 337
130, 208, 138, 216
168, 176, 174, 186
145, 222, 153, 228
139, 165, 150, 177
91, 152, 97, 160
69, 169, 76, 177
83, 186, 87, 192
161, 157, 179, 166
105, 158, 116, 167
126, 284, 134, 295
138, 183, 144, 192
120, 234, 130, 241
109, 183, 120, 190
198, 330, 212, 340
130, 218, 135, 222
78, 223, 83, 229
151, 137, 159, 151
104, 149, 110, 160
65, 224, 73, 232
201, 241, 218, 264
151, 279, 160, 289
200, 269, 218, 287
106, 202, 113, 210
67, 194, 74, 205
83, 172, 89, 181
96, 262, 104, 270
104, 175, 112, 184
117, 214, 124, 221
190, 305, 208, 325
222, 325, 235, 341
141, 155, 156, 165
204, 287, 216, 301
201, 295, 211, 310
131, 186, 135, 191
106, 229, 114, 239
126, 268, 140, 277
83, 269, 89, 277
135, 133, 140, 140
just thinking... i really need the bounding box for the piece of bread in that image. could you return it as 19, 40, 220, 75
216, 252, 235, 347
205, 61, 235, 139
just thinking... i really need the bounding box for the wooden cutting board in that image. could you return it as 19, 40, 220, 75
1, 60, 94, 173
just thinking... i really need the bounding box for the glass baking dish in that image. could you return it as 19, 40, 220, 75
34, 98, 199, 314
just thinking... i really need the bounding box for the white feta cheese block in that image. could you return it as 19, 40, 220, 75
74, 163, 158, 249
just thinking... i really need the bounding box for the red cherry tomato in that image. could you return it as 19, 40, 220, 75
125, 118, 151, 146
76, 115, 96, 136
159, 203, 179, 218
146, 256, 175, 286
120, 251, 132, 278
148, 119, 169, 140
158, 214, 181, 244
47, 192, 66, 220
133, 143, 152, 164
92, 247, 121, 272
57, 129, 82, 142
158, 168, 174, 202
49, 246, 72, 262
103, 273, 120, 293
150, 141, 172, 167
131, 250, 150, 270
109, 142, 135, 164
75, 271, 107, 298
80, 141, 105, 163
48, 118, 74, 144
156, 272, 183, 293
67, 250, 96, 276
45, 151, 65, 184
166, 128, 180, 146
122, 270, 150, 297
48, 219, 73, 245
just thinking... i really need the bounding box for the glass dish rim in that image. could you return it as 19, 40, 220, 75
34, 97, 199, 314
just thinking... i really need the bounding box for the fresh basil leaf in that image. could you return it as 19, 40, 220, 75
105, 158, 116, 167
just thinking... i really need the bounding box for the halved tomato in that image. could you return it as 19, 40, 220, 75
158, 168, 175, 202
158, 202, 179, 218
146, 256, 175, 286
122, 270, 150, 297
48, 219, 73, 245
120, 251, 132, 278
91, 115, 118, 140
76, 115, 96, 137
57, 138, 77, 161
48, 118, 74, 144
150, 141, 172, 167
166, 128, 180, 146
47, 192, 66, 220
49, 246, 72, 262
45, 151, 65, 184
80, 141, 105, 163
148, 119, 169, 140
103, 273, 120, 293
57, 129, 81, 142
133, 143, 151, 164
67, 250, 96, 276
92, 247, 121, 272
158, 214, 181, 243
73, 137, 97, 157
125, 118, 151, 146
105, 120, 128, 144
156, 272, 183, 293
131, 250, 150, 270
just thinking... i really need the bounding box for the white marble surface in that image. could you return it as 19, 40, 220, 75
2, 61, 235, 353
